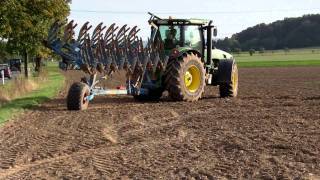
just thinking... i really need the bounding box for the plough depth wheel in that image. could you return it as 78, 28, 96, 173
67, 82, 90, 110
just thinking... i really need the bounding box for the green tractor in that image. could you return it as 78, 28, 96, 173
47, 13, 238, 110
136, 13, 238, 101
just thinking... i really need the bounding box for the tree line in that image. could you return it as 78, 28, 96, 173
216, 14, 320, 52
0, 0, 70, 76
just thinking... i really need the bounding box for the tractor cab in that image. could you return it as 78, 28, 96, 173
148, 13, 218, 62
151, 19, 205, 53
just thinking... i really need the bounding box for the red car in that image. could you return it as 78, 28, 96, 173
0, 64, 12, 79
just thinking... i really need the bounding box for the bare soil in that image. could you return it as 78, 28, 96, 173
0, 67, 319, 179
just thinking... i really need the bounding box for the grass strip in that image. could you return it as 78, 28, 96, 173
0, 64, 64, 125
238, 60, 320, 68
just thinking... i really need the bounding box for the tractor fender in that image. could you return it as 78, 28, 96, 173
215, 58, 236, 84
186, 49, 202, 57
173, 48, 202, 59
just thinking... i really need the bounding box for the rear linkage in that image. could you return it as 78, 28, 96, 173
46, 20, 168, 109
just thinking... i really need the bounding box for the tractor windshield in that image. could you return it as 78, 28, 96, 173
158, 25, 202, 52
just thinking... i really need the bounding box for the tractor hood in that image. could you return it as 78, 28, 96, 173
173, 47, 234, 60
211, 48, 233, 60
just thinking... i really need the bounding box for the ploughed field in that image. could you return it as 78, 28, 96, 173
0, 67, 319, 179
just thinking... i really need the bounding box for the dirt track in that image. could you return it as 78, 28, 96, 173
0, 67, 319, 179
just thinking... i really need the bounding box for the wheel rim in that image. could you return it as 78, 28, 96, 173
82, 90, 89, 105
184, 65, 201, 93
232, 65, 238, 95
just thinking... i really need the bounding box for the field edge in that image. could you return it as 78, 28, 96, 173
0, 63, 64, 125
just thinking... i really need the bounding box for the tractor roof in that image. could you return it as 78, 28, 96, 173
150, 18, 210, 26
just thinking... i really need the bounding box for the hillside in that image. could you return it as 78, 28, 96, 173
216, 14, 320, 51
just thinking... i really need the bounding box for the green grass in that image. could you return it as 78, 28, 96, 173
234, 48, 320, 67
0, 63, 64, 125
238, 60, 320, 68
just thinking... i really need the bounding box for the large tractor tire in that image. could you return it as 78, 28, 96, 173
219, 61, 238, 97
164, 52, 206, 102
67, 82, 90, 110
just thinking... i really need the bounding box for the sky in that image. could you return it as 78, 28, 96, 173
69, 0, 320, 39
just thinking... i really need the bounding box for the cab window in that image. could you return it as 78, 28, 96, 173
159, 26, 181, 50
158, 25, 201, 51
184, 26, 201, 50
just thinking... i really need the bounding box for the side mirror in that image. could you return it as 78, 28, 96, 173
213, 28, 218, 37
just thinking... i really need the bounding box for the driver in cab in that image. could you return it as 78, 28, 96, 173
164, 28, 178, 49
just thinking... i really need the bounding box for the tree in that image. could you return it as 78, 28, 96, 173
229, 14, 320, 51
0, 0, 70, 77
233, 48, 242, 55
0, 41, 9, 63
216, 37, 240, 52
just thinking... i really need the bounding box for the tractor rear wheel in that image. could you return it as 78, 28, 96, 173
67, 82, 90, 110
219, 62, 238, 97
164, 52, 205, 101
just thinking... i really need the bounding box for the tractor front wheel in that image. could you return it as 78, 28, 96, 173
219, 62, 238, 97
164, 52, 205, 102
67, 82, 90, 110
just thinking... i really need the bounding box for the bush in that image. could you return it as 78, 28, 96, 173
259, 47, 265, 55
284, 47, 290, 54
249, 49, 255, 56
